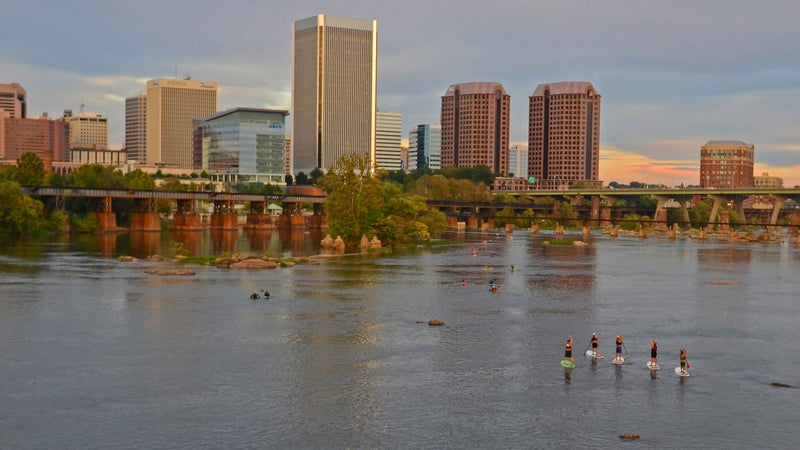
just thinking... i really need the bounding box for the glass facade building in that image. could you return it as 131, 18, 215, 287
408, 124, 441, 170
193, 108, 288, 184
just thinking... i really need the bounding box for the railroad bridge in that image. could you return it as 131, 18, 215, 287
22, 186, 326, 231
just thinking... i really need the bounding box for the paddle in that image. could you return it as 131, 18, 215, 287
623, 342, 631, 358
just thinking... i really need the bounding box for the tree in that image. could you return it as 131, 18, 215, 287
17, 152, 45, 187
68, 164, 126, 189
0, 181, 43, 234
125, 169, 156, 190
284, 174, 294, 186
295, 171, 309, 185
317, 153, 384, 242
309, 167, 324, 185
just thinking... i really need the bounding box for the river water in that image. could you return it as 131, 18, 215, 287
0, 230, 798, 449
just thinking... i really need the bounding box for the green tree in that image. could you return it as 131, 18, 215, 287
494, 206, 516, 229
0, 165, 19, 182
309, 167, 324, 185
17, 152, 45, 187
0, 181, 44, 234
68, 164, 126, 189
317, 153, 384, 242
295, 171, 309, 185
125, 169, 156, 190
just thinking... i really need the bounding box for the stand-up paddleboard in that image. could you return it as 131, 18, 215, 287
612, 356, 625, 365
675, 367, 690, 377
646, 361, 660, 371
561, 360, 576, 369
585, 350, 604, 359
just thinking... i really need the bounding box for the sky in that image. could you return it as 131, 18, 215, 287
2, 0, 800, 187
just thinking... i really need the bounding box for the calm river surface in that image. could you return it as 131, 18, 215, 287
0, 229, 798, 449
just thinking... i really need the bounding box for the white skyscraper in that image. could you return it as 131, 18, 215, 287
375, 111, 402, 171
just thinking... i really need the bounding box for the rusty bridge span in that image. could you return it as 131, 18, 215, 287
22, 186, 326, 231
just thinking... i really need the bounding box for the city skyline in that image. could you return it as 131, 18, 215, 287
2, 1, 799, 186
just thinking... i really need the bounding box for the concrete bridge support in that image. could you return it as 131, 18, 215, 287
244, 201, 275, 230
131, 198, 160, 231
210, 200, 238, 230
172, 199, 202, 230
93, 196, 118, 231
306, 204, 326, 229
600, 207, 612, 228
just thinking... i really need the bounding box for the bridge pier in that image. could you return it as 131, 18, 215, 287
244, 201, 276, 230
278, 213, 306, 228
653, 208, 668, 231
131, 198, 160, 231
172, 199, 202, 231
306, 204, 326, 229
93, 196, 119, 231
210, 200, 238, 230
600, 207, 612, 228
93, 211, 118, 231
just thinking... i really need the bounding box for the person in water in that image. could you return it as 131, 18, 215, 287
680, 348, 688, 373
615, 334, 623, 361
263, 290, 270, 299
591, 333, 599, 356
250, 290, 259, 300
564, 336, 573, 362
650, 339, 658, 365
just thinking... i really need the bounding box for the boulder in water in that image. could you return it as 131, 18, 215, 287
144, 268, 196, 276
619, 433, 640, 440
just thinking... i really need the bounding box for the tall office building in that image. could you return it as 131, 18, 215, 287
508, 145, 528, 179
0, 115, 69, 167
528, 81, 600, 189
66, 111, 108, 149
0, 83, 26, 119
375, 111, 402, 171
192, 107, 288, 184
408, 124, 441, 170
125, 93, 147, 162
146, 78, 217, 168
699, 140, 754, 188
291, 14, 377, 175
440, 82, 510, 174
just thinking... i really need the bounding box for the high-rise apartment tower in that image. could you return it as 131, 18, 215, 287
291, 14, 377, 175
528, 81, 600, 189
699, 140, 754, 188
146, 78, 217, 168
440, 82, 510, 174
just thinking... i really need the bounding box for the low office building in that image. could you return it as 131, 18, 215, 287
193, 108, 288, 184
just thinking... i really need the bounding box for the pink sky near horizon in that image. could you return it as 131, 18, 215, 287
598, 147, 800, 188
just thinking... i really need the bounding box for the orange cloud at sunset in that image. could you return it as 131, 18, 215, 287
599, 146, 699, 186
